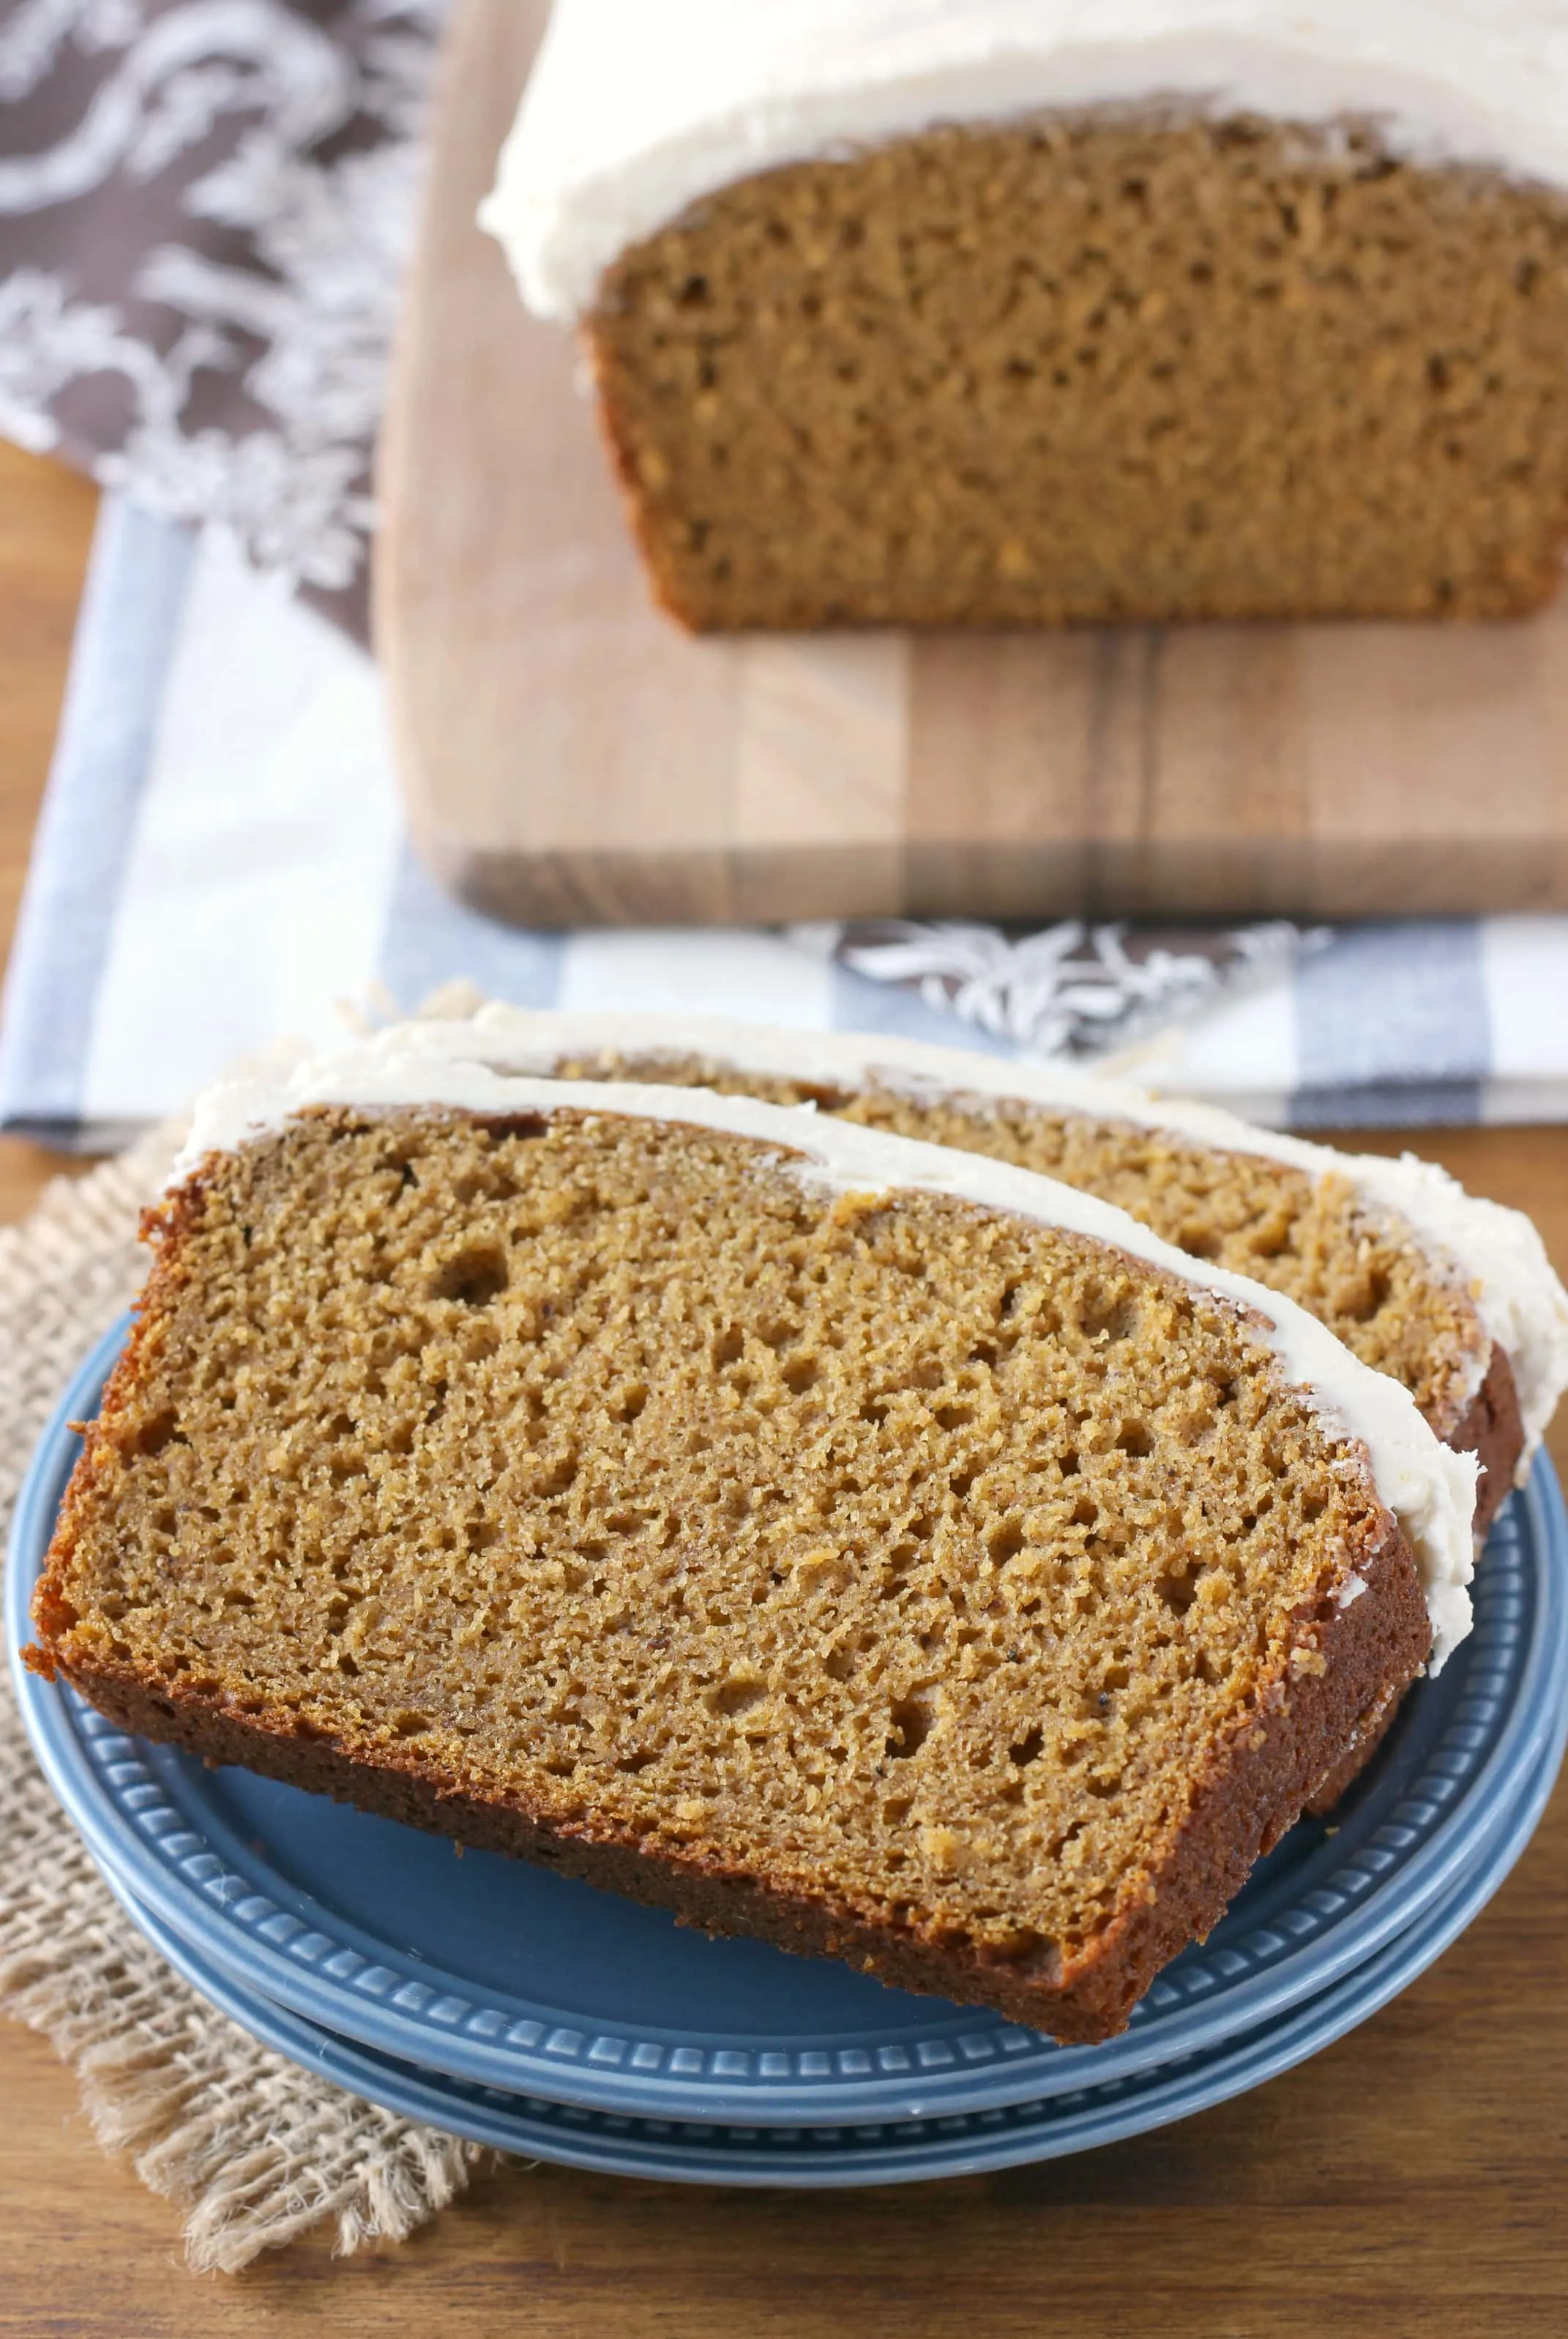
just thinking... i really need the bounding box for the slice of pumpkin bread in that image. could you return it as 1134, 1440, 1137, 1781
28, 1060, 1474, 2043
448, 1006, 1568, 1538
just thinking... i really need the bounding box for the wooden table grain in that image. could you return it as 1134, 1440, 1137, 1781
1, 440, 1566, 2335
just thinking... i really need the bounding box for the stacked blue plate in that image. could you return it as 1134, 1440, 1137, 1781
10, 1318, 1568, 2186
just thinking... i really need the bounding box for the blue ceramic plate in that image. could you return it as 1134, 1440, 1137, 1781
11, 1316, 1567, 2127
104, 1710, 1568, 2187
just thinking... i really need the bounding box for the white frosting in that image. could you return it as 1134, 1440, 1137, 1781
420, 1006, 1568, 1480
482, 1, 1568, 320
176, 1023, 1477, 1670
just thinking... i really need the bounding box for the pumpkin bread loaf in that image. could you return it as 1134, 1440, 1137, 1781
485, 4, 1568, 630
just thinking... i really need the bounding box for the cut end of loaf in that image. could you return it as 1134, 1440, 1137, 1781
589, 109, 1568, 630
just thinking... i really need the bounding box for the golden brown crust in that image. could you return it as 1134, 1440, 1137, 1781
1302, 1679, 1405, 1818
1208, 1340, 1515, 1822
1454, 1343, 1525, 1539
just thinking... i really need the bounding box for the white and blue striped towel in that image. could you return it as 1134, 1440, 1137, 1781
3, 496, 1566, 1149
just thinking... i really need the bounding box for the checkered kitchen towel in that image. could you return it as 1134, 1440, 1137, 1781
2, 493, 1567, 1149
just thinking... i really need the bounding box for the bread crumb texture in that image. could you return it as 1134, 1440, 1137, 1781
591, 109, 1568, 627
552, 1052, 1489, 1441
42, 1108, 1399, 1998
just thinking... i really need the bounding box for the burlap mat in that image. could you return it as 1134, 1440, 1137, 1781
0, 1132, 489, 2271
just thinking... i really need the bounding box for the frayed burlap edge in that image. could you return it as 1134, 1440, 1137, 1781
0, 1130, 494, 2272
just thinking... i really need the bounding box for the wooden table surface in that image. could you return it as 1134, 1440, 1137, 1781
1, 439, 1565, 2335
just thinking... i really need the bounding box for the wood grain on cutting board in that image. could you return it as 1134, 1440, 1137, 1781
376, 0, 1568, 929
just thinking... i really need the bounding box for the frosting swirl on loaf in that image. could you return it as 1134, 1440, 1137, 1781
484, 0, 1568, 319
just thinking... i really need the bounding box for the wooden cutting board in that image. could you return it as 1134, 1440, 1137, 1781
377, 0, 1568, 928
